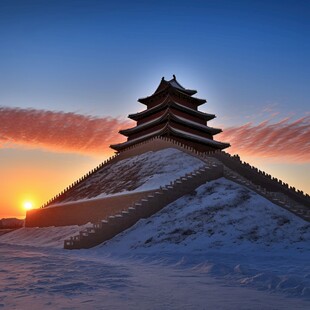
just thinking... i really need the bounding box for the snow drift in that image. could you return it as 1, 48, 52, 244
1, 178, 309, 300
1, 148, 309, 307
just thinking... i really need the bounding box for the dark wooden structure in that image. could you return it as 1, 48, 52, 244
111, 75, 230, 152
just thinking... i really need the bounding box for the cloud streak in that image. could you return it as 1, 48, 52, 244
1, 107, 309, 162
0, 107, 132, 156
218, 116, 310, 162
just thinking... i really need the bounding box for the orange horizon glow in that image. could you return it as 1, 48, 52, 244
0, 110, 309, 219
0, 148, 105, 219
0, 146, 309, 220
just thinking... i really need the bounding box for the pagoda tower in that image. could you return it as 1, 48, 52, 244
111, 75, 230, 152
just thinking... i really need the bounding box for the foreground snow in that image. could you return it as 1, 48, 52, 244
98, 178, 310, 299
0, 223, 92, 248
1, 178, 309, 309
1, 244, 309, 310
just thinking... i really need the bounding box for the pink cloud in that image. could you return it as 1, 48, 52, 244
219, 116, 310, 162
1, 107, 309, 162
0, 107, 132, 156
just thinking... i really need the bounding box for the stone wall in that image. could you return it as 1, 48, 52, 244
25, 190, 155, 227
64, 162, 224, 249
41, 138, 178, 208
211, 152, 309, 207
40, 136, 309, 210
35, 136, 309, 231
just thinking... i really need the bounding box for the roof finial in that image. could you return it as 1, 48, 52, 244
161, 76, 165, 81
173, 74, 176, 80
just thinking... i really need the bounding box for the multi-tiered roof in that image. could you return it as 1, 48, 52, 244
111, 75, 230, 152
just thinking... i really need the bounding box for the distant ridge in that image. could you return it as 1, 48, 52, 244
0, 218, 24, 229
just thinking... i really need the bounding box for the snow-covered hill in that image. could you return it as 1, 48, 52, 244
100, 178, 310, 255
1, 147, 309, 308
0, 223, 92, 247
96, 178, 310, 298
4, 178, 309, 252
49, 148, 204, 204
1, 177, 309, 302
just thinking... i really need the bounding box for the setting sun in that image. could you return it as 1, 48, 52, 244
23, 201, 33, 211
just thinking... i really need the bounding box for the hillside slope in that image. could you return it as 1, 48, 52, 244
97, 178, 310, 297
100, 177, 310, 254
48, 148, 204, 205
1, 178, 309, 300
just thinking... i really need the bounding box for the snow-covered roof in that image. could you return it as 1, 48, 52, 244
169, 126, 230, 149
173, 115, 221, 134
121, 109, 221, 136
138, 76, 205, 104
167, 76, 197, 95
120, 114, 164, 135
173, 102, 215, 119
112, 126, 165, 149
129, 96, 215, 121
112, 123, 229, 151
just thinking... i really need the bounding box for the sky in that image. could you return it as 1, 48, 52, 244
0, 0, 309, 218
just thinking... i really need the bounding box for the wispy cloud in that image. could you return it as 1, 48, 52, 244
1, 107, 309, 162
0, 107, 132, 156
219, 116, 310, 162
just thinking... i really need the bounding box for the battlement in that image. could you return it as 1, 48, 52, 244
41, 136, 309, 213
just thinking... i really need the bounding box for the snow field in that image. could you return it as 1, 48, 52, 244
0, 223, 92, 248
1, 144, 309, 308
1, 178, 309, 304
96, 178, 310, 298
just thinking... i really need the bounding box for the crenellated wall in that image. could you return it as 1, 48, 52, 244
40, 136, 206, 208
42, 137, 310, 212
64, 162, 224, 249
118, 137, 310, 208
36, 136, 309, 230
210, 151, 309, 207
25, 191, 155, 227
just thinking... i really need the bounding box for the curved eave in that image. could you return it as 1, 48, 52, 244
152, 78, 197, 97
119, 115, 164, 136
138, 83, 169, 104
173, 102, 215, 120
129, 100, 215, 121
111, 124, 230, 151
130, 95, 171, 119
110, 126, 168, 151
174, 88, 198, 97
121, 110, 221, 136
174, 115, 222, 135
138, 86, 205, 105
169, 126, 230, 150
168, 79, 197, 95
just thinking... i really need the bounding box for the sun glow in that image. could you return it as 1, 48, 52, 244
23, 201, 33, 211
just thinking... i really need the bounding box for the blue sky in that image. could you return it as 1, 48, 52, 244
0, 0, 309, 217
0, 0, 309, 122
